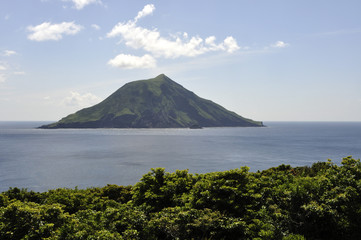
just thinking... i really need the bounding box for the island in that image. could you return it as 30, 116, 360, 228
40, 74, 263, 128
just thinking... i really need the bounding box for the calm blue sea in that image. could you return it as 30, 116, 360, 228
1, 121, 361, 192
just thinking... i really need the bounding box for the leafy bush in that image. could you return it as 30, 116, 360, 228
1, 157, 361, 239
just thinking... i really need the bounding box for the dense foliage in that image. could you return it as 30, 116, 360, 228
1, 156, 361, 239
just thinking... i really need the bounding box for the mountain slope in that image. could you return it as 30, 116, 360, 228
40, 74, 263, 128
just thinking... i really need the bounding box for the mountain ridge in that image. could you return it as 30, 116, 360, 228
40, 74, 263, 128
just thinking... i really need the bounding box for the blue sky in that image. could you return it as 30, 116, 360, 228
1, 0, 360, 121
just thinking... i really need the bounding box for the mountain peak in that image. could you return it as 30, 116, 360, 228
40, 75, 263, 128
152, 73, 172, 83
156, 73, 167, 78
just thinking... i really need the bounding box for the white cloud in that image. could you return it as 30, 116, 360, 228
108, 54, 156, 69
27, 22, 83, 41
63, 0, 102, 10
0, 65, 6, 71
3, 50, 17, 56
63, 91, 101, 107
107, 22, 240, 59
13, 71, 26, 75
205, 36, 216, 45
271, 41, 289, 48
0, 74, 5, 83
91, 24, 100, 30
106, 4, 240, 68
134, 4, 155, 22
223, 36, 240, 53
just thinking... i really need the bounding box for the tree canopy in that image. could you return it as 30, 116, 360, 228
1, 156, 361, 239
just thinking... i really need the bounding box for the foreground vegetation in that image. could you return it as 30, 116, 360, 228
1, 157, 361, 239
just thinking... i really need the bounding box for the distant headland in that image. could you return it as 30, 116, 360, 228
39, 74, 263, 129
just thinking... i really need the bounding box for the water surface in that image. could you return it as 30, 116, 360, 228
1, 121, 360, 192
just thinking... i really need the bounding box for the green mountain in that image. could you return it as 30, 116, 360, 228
40, 74, 263, 128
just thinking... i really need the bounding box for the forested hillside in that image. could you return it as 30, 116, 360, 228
40, 74, 263, 129
1, 157, 361, 239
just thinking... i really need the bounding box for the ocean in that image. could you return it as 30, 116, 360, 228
1, 121, 361, 192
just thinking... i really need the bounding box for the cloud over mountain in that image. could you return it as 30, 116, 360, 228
62, 91, 101, 108
107, 4, 240, 69
108, 54, 156, 69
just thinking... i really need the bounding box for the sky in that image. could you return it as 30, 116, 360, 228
0, 0, 361, 122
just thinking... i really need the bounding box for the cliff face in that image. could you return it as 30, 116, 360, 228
40, 74, 263, 128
